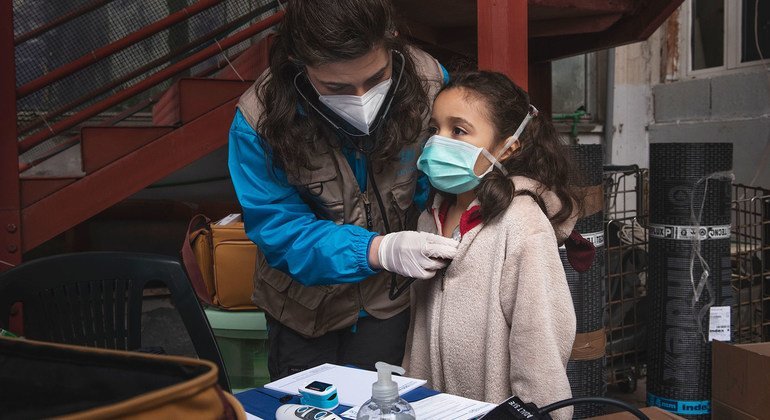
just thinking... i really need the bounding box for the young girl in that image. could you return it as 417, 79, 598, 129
404, 71, 581, 419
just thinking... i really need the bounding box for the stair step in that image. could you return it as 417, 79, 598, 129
80, 126, 174, 173
152, 78, 253, 126
22, 98, 238, 253
20, 144, 86, 179
21, 178, 78, 207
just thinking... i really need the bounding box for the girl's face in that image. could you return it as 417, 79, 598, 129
427, 88, 517, 176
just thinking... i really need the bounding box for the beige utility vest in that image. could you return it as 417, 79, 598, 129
236, 47, 443, 338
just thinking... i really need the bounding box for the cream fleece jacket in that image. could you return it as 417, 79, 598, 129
404, 176, 577, 420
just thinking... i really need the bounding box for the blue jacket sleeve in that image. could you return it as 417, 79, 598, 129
228, 109, 378, 286
413, 172, 430, 211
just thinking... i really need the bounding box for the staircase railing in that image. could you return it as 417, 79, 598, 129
16, 0, 226, 99
1, 1, 21, 269
17, 5, 269, 137
3, 0, 284, 269
17, 9, 283, 154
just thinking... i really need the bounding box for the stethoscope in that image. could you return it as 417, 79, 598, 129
292, 49, 406, 152
293, 50, 414, 300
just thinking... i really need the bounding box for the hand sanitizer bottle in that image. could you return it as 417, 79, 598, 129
356, 362, 416, 420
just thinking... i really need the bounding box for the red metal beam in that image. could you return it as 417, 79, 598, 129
0, 1, 21, 269
16, 0, 225, 99
528, 61, 552, 117
18, 98, 157, 174
529, 13, 623, 38
18, 10, 284, 153
20, 178, 78, 208
477, 0, 528, 90
80, 126, 174, 173
530, 0, 684, 62
21, 98, 238, 252
14, 0, 117, 45
529, 0, 635, 15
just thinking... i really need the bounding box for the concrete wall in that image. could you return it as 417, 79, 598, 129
649, 71, 770, 188
607, 26, 662, 168
607, 3, 770, 189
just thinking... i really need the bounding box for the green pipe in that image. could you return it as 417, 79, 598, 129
552, 109, 587, 139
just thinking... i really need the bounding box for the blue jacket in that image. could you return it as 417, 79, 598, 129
228, 112, 428, 286
228, 66, 447, 287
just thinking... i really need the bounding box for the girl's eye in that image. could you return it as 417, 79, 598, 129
427, 126, 438, 135
452, 127, 466, 136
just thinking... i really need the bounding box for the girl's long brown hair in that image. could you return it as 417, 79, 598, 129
439, 71, 583, 225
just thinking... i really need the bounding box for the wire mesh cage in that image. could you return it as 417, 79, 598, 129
601, 175, 770, 393
603, 165, 649, 392
731, 184, 770, 344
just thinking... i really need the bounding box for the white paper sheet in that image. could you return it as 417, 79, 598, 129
263, 363, 427, 407
341, 393, 496, 420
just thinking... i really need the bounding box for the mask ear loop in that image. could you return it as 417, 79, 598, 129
480, 104, 539, 177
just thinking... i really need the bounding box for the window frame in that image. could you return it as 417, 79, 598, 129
683, 0, 768, 78
550, 50, 607, 124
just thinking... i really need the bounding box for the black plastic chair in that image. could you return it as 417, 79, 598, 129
0, 252, 231, 392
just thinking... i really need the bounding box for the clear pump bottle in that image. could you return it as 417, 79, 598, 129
356, 362, 416, 420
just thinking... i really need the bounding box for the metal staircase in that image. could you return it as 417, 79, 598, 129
2, 1, 282, 268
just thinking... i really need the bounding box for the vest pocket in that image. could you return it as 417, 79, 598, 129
282, 283, 334, 337
257, 252, 292, 292
286, 156, 345, 225
255, 252, 331, 336
390, 176, 419, 230
287, 283, 329, 310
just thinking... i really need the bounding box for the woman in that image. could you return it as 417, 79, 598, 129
228, 0, 458, 379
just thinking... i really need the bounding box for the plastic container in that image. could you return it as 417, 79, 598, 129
204, 308, 269, 391
356, 362, 415, 420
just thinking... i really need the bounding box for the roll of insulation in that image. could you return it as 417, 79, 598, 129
646, 143, 733, 419
562, 144, 606, 419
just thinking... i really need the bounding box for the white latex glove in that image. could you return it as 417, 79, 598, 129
377, 231, 459, 279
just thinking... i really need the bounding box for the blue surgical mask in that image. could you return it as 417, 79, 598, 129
416, 105, 538, 194
417, 136, 498, 194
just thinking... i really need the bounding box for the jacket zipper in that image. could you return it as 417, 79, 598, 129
440, 267, 446, 291
437, 267, 447, 386
359, 192, 372, 316
362, 192, 373, 230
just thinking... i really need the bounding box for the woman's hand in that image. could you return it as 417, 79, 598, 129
369, 231, 459, 279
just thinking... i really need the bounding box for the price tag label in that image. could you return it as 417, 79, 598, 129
709, 306, 731, 342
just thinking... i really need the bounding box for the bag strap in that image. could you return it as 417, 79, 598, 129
181, 214, 213, 306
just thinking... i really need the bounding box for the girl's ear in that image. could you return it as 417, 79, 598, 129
497, 138, 520, 162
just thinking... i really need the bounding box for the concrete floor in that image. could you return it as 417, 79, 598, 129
140, 294, 197, 358
606, 380, 648, 413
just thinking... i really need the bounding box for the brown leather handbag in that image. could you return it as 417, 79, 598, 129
182, 214, 258, 310
0, 336, 246, 419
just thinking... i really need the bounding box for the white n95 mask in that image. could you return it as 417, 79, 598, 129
318, 78, 392, 135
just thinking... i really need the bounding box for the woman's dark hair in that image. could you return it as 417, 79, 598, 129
438, 71, 583, 225
256, 0, 430, 175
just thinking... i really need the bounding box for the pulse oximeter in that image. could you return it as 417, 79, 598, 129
298, 380, 339, 410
